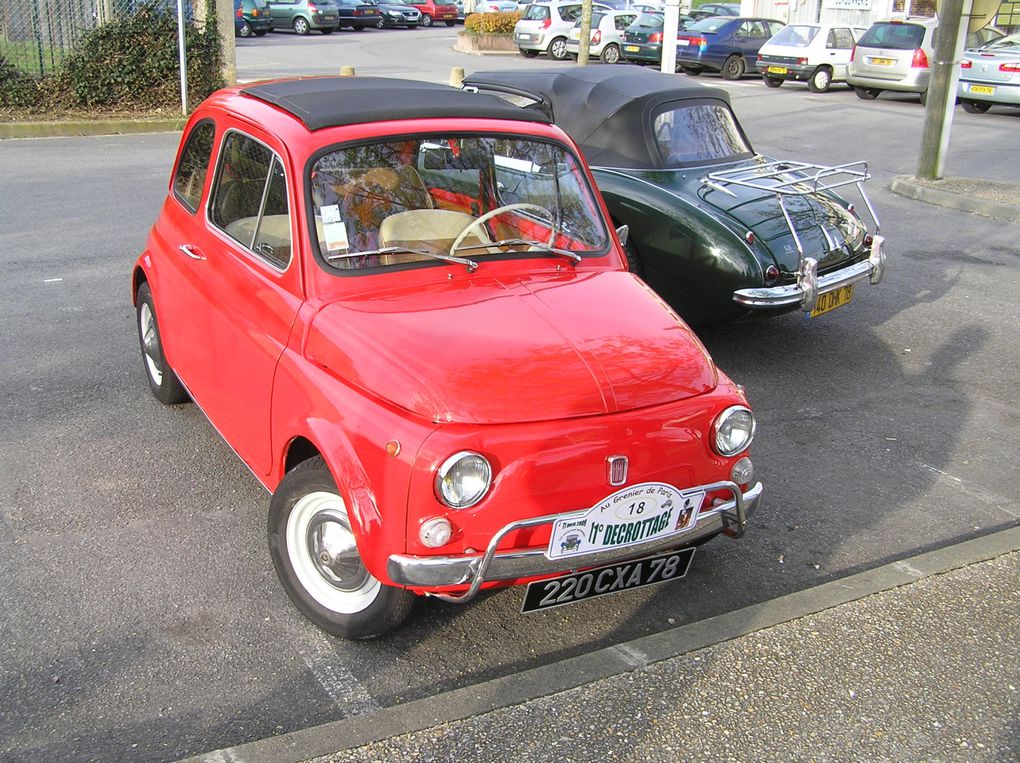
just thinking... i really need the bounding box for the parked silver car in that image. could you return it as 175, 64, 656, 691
566, 9, 639, 63
848, 17, 937, 103
958, 33, 1020, 113
514, 0, 610, 60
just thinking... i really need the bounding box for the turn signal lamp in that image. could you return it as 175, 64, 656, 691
731, 457, 754, 486
419, 517, 453, 548
960, 58, 973, 69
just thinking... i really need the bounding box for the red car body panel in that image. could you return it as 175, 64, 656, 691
135, 83, 758, 599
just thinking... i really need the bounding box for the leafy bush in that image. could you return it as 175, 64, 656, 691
0, 56, 41, 108
56, 1, 223, 110
465, 11, 521, 35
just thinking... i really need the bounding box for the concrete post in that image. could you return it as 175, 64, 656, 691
216, 0, 237, 86
577, 0, 592, 65
661, 0, 680, 74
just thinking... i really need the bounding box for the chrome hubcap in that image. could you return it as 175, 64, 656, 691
139, 303, 163, 385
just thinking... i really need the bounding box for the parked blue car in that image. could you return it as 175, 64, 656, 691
676, 16, 785, 79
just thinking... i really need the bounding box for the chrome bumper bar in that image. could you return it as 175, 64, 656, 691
733, 235, 885, 311
387, 481, 762, 605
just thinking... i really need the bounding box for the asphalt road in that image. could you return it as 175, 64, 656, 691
2, 26, 1019, 763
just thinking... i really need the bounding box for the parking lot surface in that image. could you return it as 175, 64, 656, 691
1, 26, 1019, 762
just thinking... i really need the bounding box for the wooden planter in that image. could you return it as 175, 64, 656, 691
454, 32, 518, 55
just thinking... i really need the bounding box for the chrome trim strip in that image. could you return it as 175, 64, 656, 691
386, 481, 762, 603
732, 258, 879, 309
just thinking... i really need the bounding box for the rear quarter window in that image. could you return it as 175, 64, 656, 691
172, 121, 216, 214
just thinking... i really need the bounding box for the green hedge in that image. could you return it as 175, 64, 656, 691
465, 11, 521, 35
0, 56, 40, 108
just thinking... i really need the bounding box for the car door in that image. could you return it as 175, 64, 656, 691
735, 19, 767, 58
827, 27, 856, 79
186, 125, 304, 477
267, 0, 294, 29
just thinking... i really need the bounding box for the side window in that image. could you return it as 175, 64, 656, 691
768, 21, 785, 37
210, 131, 292, 269
829, 28, 854, 48
172, 121, 215, 214
617, 13, 635, 30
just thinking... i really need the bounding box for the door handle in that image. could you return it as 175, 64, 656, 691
178, 244, 206, 261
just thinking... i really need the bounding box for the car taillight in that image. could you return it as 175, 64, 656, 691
797, 57, 807, 65
236, 6, 242, 15
960, 58, 972, 69
1001, 61, 1020, 73
541, 18, 551, 29
850, 44, 856, 62
307, 2, 316, 9
911, 48, 928, 68
756, 53, 762, 61
649, 31, 662, 43
691, 36, 706, 47
592, 30, 601, 44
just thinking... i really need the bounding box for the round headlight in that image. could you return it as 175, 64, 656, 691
435, 451, 492, 509
712, 406, 755, 457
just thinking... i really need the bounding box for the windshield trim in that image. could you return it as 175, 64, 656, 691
304, 130, 611, 277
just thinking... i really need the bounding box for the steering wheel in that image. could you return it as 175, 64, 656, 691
448, 203, 557, 256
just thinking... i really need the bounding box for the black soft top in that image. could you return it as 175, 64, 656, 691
463, 67, 733, 169
241, 77, 553, 131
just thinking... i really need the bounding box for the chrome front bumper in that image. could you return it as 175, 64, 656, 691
733, 235, 885, 311
387, 480, 762, 604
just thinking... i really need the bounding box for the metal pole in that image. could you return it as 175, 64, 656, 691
916, 0, 970, 179
177, 0, 188, 114
661, 0, 680, 74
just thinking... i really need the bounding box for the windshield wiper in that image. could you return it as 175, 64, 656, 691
324, 246, 478, 272
454, 238, 582, 265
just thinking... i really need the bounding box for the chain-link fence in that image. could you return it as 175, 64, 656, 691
0, 0, 193, 76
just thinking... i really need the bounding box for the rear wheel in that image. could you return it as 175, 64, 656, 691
520, 47, 539, 57
601, 43, 621, 64
320, 26, 334, 34
807, 66, 832, 93
238, 20, 253, 37
269, 457, 415, 639
548, 36, 569, 60
721, 54, 744, 80
293, 16, 309, 34
375, 16, 384, 28
854, 86, 880, 100
622, 237, 644, 279
961, 99, 991, 113
421, 12, 433, 25
135, 282, 189, 406
763, 74, 782, 88
445, 19, 455, 26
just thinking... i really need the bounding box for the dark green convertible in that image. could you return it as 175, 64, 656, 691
464, 67, 886, 325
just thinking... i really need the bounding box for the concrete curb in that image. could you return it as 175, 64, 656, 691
889, 175, 1020, 224
0, 118, 185, 139
182, 524, 1020, 763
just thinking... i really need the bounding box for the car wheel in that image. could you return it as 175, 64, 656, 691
520, 48, 539, 57
807, 66, 832, 93
445, 19, 455, 26
421, 12, 433, 25
600, 43, 621, 64
548, 36, 569, 60
254, 28, 268, 36
961, 99, 991, 113
293, 16, 309, 34
721, 55, 744, 80
763, 74, 782, 88
238, 20, 253, 37
854, 86, 880, 100
681, 65, 701, 76
352, 24, 364, 31
375, 16, 385, 28
321, 26, 334, 34
622, 237, 644, 279
135, 282, 189, 406
269, 457, 415, 639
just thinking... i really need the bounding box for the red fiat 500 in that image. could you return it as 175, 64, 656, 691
134, 77, 762, 639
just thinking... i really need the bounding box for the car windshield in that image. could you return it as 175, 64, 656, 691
858, 22, 925, 50
768, 24, 819, 47
309, 135, 609, 270
652, 102, 752, 167
687, 17, 729, 33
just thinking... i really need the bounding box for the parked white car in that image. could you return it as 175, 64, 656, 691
756, 22, 866, 92
514, 0, 611, 60
474, 0, 517, 12
566, 9, 639, 63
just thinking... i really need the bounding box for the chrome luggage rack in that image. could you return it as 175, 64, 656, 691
701, 160, 881, 257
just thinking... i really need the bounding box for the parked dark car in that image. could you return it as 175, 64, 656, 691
370, 0, 421, 27
267, 0, 340, 34
688, 2, 738, 21
334, 0, 380, 28
464, 67, 886, 325
235, 0, 273, 36
621, 11, 694, 66
676, 16, 785, 79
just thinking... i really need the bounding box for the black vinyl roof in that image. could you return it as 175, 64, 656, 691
241, 77, 553, 131
463, 67, 732, 169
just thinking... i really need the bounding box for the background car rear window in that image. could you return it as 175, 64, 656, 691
769, 24, 819, 47
653, 103, 751, 166
173, 121, 215, 214
858, 22, 925, 50
209, 132, 291, 269
522, 4, 549, 19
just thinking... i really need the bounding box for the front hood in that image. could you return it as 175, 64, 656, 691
305, 271, 717, 425
638, 159, 866, 274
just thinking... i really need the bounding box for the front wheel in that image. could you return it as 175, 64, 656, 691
854, 86, 880, 100
600, 43, 621, 64
351, 24, 364, 31
269, 457, 415, 639
681, 65, 701, 76
421, 12, 433, 26
375, 16, 384, 28
238, 20, 253, 37
622, 237, 644, 279
961, 99, 991, 113
548, 36, 569, 60
721, 55, 744, 80
763, 74, 782, 88
136, 282, 189, 405
807, 66, 832, 93
293, 16, 309, 34
320, 27, 334, 34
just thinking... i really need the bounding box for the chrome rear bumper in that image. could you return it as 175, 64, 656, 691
733, 235, 885, 311
387, 481, 762, 604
